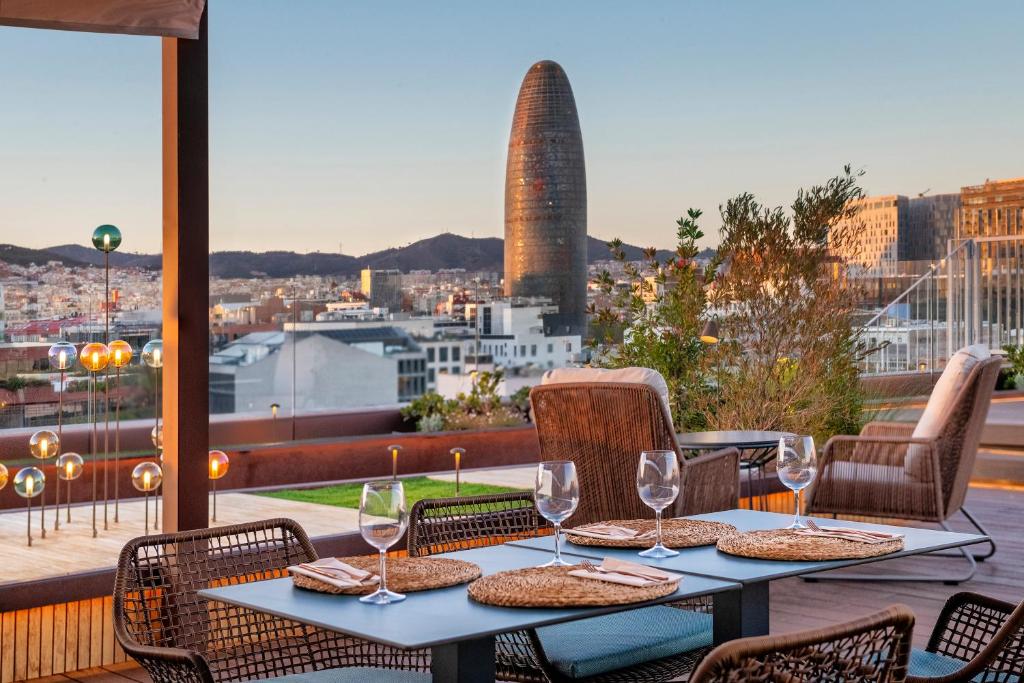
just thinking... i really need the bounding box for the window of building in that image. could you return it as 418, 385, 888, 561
427, 347, 435, 362
452, 346, 461, 361
547, 343, 553, 353
452, 366, 460, 374
520, 345, 526, 356
530, 344, 537, 356
439, 347, 448, 362
428, 368, 435, 382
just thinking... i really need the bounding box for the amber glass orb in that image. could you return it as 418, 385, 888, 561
142, 340, 163, 369
208, 450, 229, 480
91, 224, 122, 253
80, 342, 110, 372
132, 462, 162, 492
151, 425, 163, 450
29, 430, 60, 459
48, 341, 77, 371
14, 467, 44, 498
58, 453, 84, 481
108, 340, 133, 368
0, 463, 8, 491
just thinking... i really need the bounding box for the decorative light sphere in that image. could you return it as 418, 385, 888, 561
151, 425, 163, 450
108, 340, 133, 368
208, 450, 229, 480
132, 462, 162, 492
48, 341, 78, 371
29, 430, 60, 459
14, 467, 44, 498
91, 224, 122, 253
80, 342, 110, 372
142, 340, 163, 369
57, 453, 84, 481
0, 463, 7, 491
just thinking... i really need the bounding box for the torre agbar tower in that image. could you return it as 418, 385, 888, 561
504, 60, 588, 336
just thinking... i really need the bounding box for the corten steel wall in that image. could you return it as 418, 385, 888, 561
504, 60, 588, 336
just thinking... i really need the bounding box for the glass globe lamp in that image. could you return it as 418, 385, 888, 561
0, 462, 8, 491
29, 429, 60, 459
14, 467, 45, 498
132, 462, 163, 492
58, 453, 84, 481
108, 340, 133, 368
142, 340, 163, 369
151, 425, 163, 450
91, 224, 122, 253
208, 450, 229, 480
48, 341, 78, 371
80, 342, 110, 372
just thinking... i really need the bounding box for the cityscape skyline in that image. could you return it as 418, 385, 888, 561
2, 1, 1024, 256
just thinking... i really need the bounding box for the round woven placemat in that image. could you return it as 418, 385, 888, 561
293, 556, 481, 595
467, 565, 678, 608
716, 530, 904, 561
565, 519, 737, 549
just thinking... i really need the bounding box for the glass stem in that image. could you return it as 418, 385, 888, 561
553, 523, 562, 564
656, 509, 663, 546
378, 549, 387, 593
794, 490, 801, 526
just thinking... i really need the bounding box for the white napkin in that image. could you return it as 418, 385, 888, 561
289, 557, 379, 589
794, 526, 903, 545
568, 557, 682, 587
568, 524, 655, 540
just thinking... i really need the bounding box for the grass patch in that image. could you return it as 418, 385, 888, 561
258, 476, 527, 509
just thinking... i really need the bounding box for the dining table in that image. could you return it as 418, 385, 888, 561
511, 509, 989, 642
198, 542, 739, 683
676, 430, 793, 509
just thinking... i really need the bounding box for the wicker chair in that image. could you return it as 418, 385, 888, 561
907, 592, 1024, 682
690, 605, 916, 683
807, 356, 1001, 583
113, 518, 429, 683
408, 492, 715, 683
529, 381, 740, 527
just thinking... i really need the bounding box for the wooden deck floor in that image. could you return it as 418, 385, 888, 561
25, 484, 1024, 682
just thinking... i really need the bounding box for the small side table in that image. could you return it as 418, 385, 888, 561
677, 430, 793, 511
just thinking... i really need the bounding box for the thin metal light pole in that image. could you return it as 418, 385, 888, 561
103, 250, 110, 530
90, 371, 98, 538
153, 368, 160, 531
55, 366, 63, 530
114, 365, 122, 522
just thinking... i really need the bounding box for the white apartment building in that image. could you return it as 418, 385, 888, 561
474, 300, 581, 371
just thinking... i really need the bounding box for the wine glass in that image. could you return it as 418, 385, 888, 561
777, 436, 817, 529
636, 450, 681, 558
359, 480, 408, 604
535, 461, 579, 567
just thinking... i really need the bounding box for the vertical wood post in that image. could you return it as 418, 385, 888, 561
161, 6, 209, 532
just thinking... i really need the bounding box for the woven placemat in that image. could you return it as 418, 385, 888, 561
565, 519, 737, 549
293, 556, 481, 595
467, 565, 679, 608
716, 530, 904, 561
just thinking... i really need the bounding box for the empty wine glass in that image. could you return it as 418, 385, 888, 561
777, 436, 817, 529
359, 480, 408, 604
535, 461, 579, 567
636, 450, 681, 558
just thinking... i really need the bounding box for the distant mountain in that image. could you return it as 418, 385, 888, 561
0, 232, 690, 278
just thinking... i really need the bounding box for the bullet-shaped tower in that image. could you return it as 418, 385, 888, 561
504, 60, 587, 336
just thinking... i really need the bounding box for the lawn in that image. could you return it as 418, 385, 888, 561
258, 476, 527, 509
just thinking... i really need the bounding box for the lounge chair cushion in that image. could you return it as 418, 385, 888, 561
536, 606, 712, 679
542, 367, 673, 421
908, 649, 967, 678
275, 667, 430, 682
906, 344, 989, 479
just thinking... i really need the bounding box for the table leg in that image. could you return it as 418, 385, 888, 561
431, 635, 495, 682
712, 582, 770, 644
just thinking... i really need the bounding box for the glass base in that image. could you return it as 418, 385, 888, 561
786, 520, 808, 530
538, 556, 573, 568
359, 588, 406, 605
639, 543, 679, 558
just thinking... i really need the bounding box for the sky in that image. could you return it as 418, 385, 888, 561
1, 0, 1023, 256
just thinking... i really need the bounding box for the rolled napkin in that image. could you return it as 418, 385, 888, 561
794, 525, 903, 545
568, 557, 683, 587
289, 557, 379, 590
567, 523, 655, 540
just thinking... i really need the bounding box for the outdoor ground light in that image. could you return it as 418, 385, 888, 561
271, 402, 280, 419
58, 452, 83, 524
81, 342, 109, 538
208, 450, 229, 522
15, 467, 45, 547
132, 461, 162, 536
48, 340, 76, 531
388, 444, 402, 480
29, 429, 59, 539
91, 224, 122, 253
450, 447, 466, 496
108, 340, 133, 522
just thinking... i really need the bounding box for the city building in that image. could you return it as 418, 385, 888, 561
957, 177, 1024, 240
360, 268, 403, 312
474, 300, 581, 371
504, 60, 588, 336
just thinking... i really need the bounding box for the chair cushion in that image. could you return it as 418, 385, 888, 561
909, 648, 967, 678
536, 606, 712, 679
542, 367, 673, 421
274, 667, 431, 682
906, 344, 990, 479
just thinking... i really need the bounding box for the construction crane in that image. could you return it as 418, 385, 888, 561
917, 188, 930, 198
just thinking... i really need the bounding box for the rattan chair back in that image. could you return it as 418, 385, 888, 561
407, 491, 546, 557
690, 605, 915, 683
